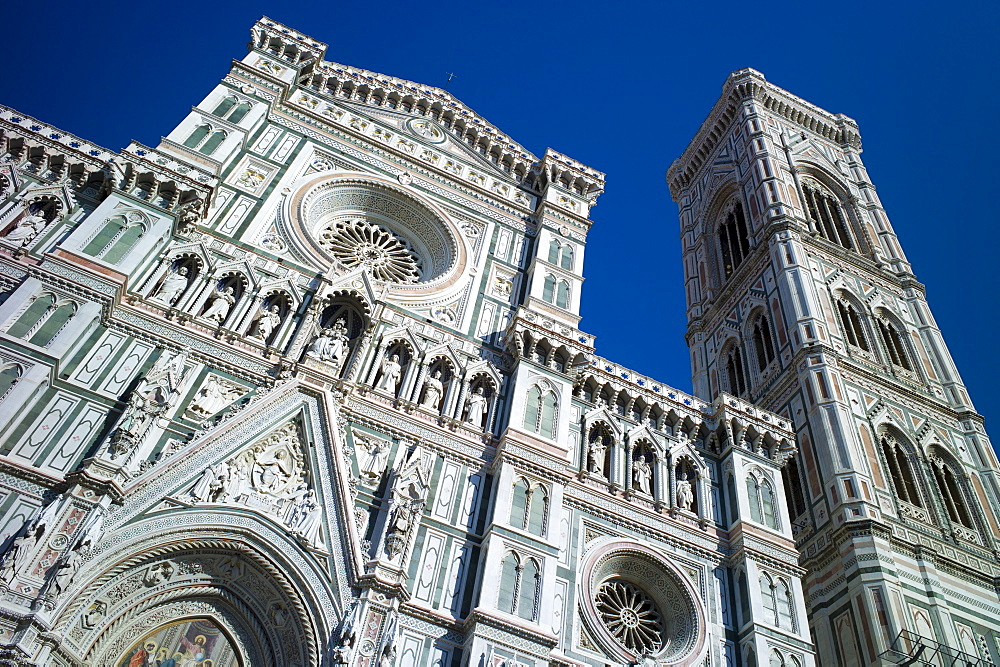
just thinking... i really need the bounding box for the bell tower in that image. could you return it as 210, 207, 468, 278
669, 69, 1000, 665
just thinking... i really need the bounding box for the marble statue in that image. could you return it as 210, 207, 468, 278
307, 318, 350, 370
464, 386, 488, 426
420, 370, 443, 410
154, 267, 190, 305
633, 454, 652, 494
254, 305, 281, 341
676, 470, 694, 511
203, 286, 236, 322
4, 214, 45, 244
376, 354, 402, 393
588, 438, 607, 476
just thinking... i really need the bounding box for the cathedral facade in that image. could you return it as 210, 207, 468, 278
0, 16, 994, 667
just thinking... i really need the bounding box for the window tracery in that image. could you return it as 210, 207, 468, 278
718, 200, 750, 279
524, 384, 557, 440
7, 293, 77, 347
318, 218, 422, 283
752, 314, 777, 372
747, 472, 778, 530
802, 181, 856, 250
498, 552, 540, 621
876, 317, 912, 371
881, 435, 921, 507
82, 211, 146, 263
183, 124, 227, 156
930, 452, 975, 530
836, 299, 870, 351
723, 344, 748, 396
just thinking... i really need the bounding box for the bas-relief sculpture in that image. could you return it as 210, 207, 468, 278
0, 18, 994, 667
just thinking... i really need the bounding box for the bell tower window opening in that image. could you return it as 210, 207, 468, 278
877, 318, 912, 370
719, 201, 750, 279
724, 344, 748, 397
752, 314, 776, 372
781, 454, 808, 518
802, 182, 856, 251
931, 454, 975, 529
836, 299, 870, 351
881, 436, 921, 507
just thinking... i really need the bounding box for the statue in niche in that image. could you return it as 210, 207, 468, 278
420, 370, 443, 410
376, 354, 402, 393
75, 506, 106, 553
31, 493, 66, 540
632, 455, 652, 495
676, 470, 694, 511
0, 530, 31, 582
253, 305, 281, 342
464, 386, 488, 427
4, 214, 45, 244
153, 266, 190, 306
588, 438, 607, 476
203, 285, 236, 322
307, 318, 349, 370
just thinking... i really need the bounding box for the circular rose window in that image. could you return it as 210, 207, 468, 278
287, 173, 468, 298
580, 540, 706, 665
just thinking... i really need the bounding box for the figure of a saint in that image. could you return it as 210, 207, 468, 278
588, 439, 607, 476
376, 354, 402, 393
676, 470, 694, 511
253, 305, 281, 342
420, 370, 443, 410
203, 286, 236, 322
632, 455, 652, 495
464, 386, 488, 426
154, 267, 189, 305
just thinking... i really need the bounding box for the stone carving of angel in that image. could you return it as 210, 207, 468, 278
294, 490, 323, 547
0, 531, 31, 582
203, 286, 236, 322
154, 267, 189, 305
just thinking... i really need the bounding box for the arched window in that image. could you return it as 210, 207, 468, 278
776, 578, 795, 631
719, 201, 750, 279
213, 96, 251, 123
770, 651, 784, 667
524, 385, 557, 440
727, 474, 740, 526
781, 455, 808, 518
877, 318, 912, 370
199, 130, 227, 155
931, 454, 974, 529
760, 573, 778, 625
555, 280, 570, 309
212, 96, 237, 117
0, 364, 22, 398
881, 435, 921, 507
526, 486, 548, 536
498, 552, 540, 621
542, 274, 555, 303
29, 302, 75, 346
752, 314, 776, 372
517, 558, 540, 620
182, 124, 211, 149
559, 245, 573, 270
7, 294, 55, 339
511, 478, 530, 529
747, 474, 778, 529
737, 569, 750, 627
802, 182, 856, 250
724, 345, 747, 396
836, 299, 870, 351
82, 214, 145, 263
227, 102, 252, 123
547, 239, 560, 264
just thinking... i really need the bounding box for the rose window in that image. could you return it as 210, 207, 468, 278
318, 218, 422, 283
595, 579, 665, 655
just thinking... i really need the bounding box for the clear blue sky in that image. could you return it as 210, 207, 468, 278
3, 2, 998, 440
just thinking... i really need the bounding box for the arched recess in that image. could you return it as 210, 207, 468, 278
51, 521, 332, 667
794, 162, 871, 255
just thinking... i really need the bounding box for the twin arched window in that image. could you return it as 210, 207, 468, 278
524, 385, 557, 440
212, 96, 252, 123
542, 274, 570, 309
877, 318, 912, 371
836, 299, 869, 351
511, 478, 548, 536
931, 454, 975, 529
752, 315, 776, 372
82, 213, 145, 263
719, 201, 750, 279
802, 181, 857, 251
881, 435, 921, 507
547, 239, 574, 270
760, 572, 796, 631
183, 125, 227, 156
498, 552, 540, 621
747, 473, 778, 530
7, 294, 77, 347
